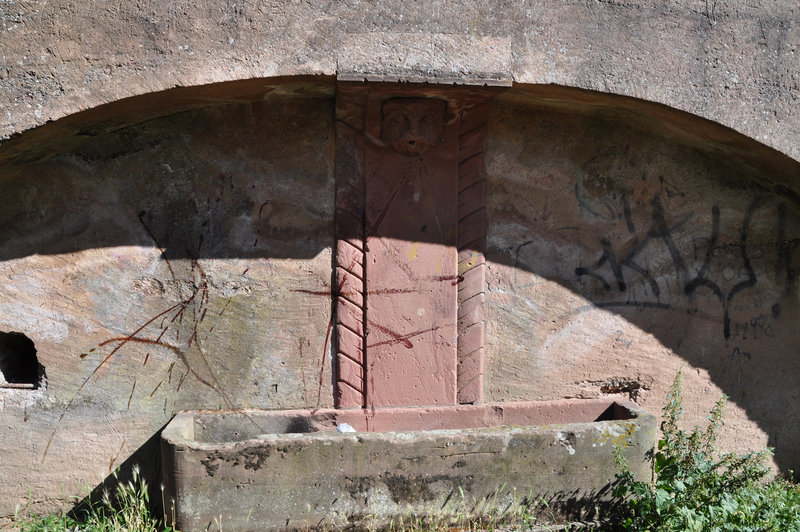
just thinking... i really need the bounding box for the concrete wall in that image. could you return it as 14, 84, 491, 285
1, 0, 799, 522
1, 1, 798, 160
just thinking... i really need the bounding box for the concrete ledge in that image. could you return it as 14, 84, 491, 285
161, 399, 656, 530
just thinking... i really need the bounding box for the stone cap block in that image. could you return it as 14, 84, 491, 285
337, 33, 512, 86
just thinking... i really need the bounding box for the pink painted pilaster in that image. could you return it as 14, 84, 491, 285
334, 83, 502, 408
456, 99, 493, 404
363, 95, 459, 406
333, 86, 369, 408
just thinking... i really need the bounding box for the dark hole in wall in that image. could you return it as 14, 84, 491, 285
594, 402, 635, 422
285, 416, 314, 433
0, 331, 44, 388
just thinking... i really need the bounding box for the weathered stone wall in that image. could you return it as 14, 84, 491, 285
1, 0, 799, 522
484, 86, 800, 474
0, 80, 336, 519
1, 79, 798, 522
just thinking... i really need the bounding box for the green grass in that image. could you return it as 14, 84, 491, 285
363, 490, 598, 531
13, 465, 173, 532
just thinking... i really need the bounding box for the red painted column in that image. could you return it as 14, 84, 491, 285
334, 83, 500, 409
364, 97, 459, 406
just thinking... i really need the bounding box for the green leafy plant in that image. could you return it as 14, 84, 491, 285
614, 367, 800, 531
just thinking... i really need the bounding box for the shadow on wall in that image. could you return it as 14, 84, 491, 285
0, 77, 799, 511
482, 88, 800, 476
68, 425, 168, 524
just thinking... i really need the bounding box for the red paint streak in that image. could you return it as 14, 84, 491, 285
299, 338, 308, 405
294, 289, 332, 296
155, 326, 169, 344
127, 379, 136, 410
218, 298, 233, 317
143, 352, 150, 366
252, 200, 270, 249
176, 369, 189, 393
317, 316, 333, 409
432, 274, 463, 286
108, 439, 126, 473
366, 325, 443, 349
98, 336, 215, 390
317, 275, 347, 406
366, 173, 408, 238
42, 298, 188, 461
150, 380, 163, 397
366, 319, 413, 349
258, 200, 271, 219
293, 287, 417, 297
369, 288, 417, 296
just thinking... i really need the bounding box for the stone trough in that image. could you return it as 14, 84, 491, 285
155, 82, 658, 530
161, 398, 655, 530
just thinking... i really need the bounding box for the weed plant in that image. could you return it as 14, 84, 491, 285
614, 367, 800, 531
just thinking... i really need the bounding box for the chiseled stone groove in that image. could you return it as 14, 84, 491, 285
456, 100, 490, 405
334, 88, 368, 408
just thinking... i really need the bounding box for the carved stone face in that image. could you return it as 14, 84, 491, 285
380, 98, 447, 155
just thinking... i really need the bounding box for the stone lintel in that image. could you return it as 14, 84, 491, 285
337, 33, 512, 87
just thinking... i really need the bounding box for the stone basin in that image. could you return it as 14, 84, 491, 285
161, 398, 655, 530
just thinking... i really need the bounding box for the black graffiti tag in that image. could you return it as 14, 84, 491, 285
575, 195, 690, 304
683, 198, 761, 340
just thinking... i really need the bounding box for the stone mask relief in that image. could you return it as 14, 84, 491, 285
380, 98, 447, 155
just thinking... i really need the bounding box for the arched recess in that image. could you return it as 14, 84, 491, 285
0, 76, 798, 520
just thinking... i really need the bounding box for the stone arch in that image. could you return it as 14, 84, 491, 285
0, 75, 798, 521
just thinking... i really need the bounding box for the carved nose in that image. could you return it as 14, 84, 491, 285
393, 134, 429, 155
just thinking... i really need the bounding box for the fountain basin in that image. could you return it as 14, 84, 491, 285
161, 398, 655, 530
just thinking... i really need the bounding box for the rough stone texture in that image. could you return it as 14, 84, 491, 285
1, 74, 800, 522
484, 86, 800, 474
161, 400, 655, 530
337, 33, 512, 85
1, 2, 799, 161
0, 80, 335, 520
